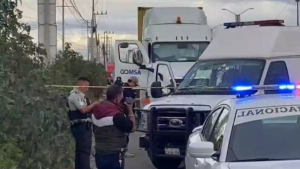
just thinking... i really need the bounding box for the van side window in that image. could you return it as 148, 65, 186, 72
264, 61, 290, 94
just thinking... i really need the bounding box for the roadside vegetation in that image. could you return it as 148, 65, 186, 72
0, 1, 105, 168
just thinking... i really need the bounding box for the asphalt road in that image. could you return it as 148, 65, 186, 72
125, 132, 156, 169
91, 132, 184, 169
125, 132, 185, 169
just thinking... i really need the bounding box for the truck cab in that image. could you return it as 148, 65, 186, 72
114, 7, 212, 107
134, 20, 300, 169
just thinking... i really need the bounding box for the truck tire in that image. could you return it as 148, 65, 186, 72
150, 157, 182, 169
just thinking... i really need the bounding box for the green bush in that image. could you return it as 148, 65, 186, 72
0, 1, 106, 168
48, 42, 106, 100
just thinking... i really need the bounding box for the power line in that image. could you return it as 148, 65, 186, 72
73, 0, 89, 17
65, 1, 86, 27
22, 2, 35, 10
57, 7, 76, 36
275, 0, 292, 18
69, 0, 86, 21
57, 34, 86, 50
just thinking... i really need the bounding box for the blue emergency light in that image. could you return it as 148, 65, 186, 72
223, 20, 284, 28
231, 84, 298, 92
231, 84, 300, 98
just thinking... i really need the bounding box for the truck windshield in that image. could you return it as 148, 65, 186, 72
152, 42, 209, 62
176, 59, 265, 94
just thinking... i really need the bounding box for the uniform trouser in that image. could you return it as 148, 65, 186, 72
95, 151, 125, 169
71, 122, 92, 169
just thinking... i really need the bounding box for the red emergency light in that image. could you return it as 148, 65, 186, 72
224, 20, 284, 28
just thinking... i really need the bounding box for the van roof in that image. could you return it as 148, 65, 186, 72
200, 26, 300, 60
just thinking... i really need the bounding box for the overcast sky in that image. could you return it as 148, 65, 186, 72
19, 0, 297, 57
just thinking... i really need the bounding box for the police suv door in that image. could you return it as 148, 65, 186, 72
186, 106, 230, 169
114, 40, 151, 88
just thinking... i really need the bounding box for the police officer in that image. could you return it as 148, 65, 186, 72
67, 77, 100, 169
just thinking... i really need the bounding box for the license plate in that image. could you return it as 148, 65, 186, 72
164, 148, 180, 155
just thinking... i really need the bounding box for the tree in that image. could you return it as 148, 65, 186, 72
0, 1, 106, 168
48, 42, 106, 100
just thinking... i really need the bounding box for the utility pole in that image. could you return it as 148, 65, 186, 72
44, 0, 50, 64
57, 1, 72, 55
107, 37, 112, 63
85, 21, 90, 60
103, 31, 114, 70
62, 0, 64, 54
38, 0, 57, 65
97, 34, 100, 63
222, 8, 254, 22
297, 0, 300, 26
95, 11, 107, 62
90, 0, 95, 61
95, 28, 99, 62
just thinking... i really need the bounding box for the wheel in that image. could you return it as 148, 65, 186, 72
150, 156, 182, 169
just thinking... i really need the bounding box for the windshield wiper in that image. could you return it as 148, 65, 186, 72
231, 158, 282, 162
177, 84, 206, 91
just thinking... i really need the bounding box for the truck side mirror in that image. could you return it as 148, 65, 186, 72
132, 49, 144, 65
158, 73, 163, 81
120, 43, 129, 48
151, 81, 163, 98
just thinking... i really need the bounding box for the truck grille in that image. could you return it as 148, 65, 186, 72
156, 108, 210, 132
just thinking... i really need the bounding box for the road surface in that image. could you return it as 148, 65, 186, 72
91, 132, 184, 169
125, 132, 156, 169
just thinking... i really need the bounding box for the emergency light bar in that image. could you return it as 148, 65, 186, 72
231, 84, 299, 91
224, 20, 284, 28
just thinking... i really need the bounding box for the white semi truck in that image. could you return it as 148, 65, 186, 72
114, 7, 212, 107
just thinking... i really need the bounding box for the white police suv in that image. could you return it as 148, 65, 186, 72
185, 84, 300, 169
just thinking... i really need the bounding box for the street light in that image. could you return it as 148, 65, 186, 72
222, 8, 254, 22
296, 0, 300, 26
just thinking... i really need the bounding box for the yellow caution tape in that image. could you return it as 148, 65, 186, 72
44, 85, 176, 89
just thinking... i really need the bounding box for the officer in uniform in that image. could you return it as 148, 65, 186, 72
67, 77, 100, 169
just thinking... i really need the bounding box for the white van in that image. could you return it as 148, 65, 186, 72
137, 20, 300, 169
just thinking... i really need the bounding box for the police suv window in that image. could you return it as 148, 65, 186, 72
264, 61, 290, 94
201, 107, 223, 140
209, 108, 230, 152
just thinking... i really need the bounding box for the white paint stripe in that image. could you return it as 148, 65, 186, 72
92, 115, 114, 127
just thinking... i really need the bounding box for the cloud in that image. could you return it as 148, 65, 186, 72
18, 0, 300, 58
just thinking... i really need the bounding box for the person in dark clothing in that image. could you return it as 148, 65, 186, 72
123, 76, 138, 100
92, 85, 136, 169
114, 77, 123, 87
122, 76, 139, 158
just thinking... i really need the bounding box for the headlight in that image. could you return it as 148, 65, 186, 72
137, 111, 149, 132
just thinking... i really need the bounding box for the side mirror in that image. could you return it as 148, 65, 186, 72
146, 63, 153, 69
120, 43, 129, 48
158, 73, 163, 81
188, 141, 215, 158
132, 49, 143, 65
192, 125, 203, 133
151, 81, 163, 98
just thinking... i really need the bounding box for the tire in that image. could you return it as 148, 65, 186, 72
150, 156, 182, 169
